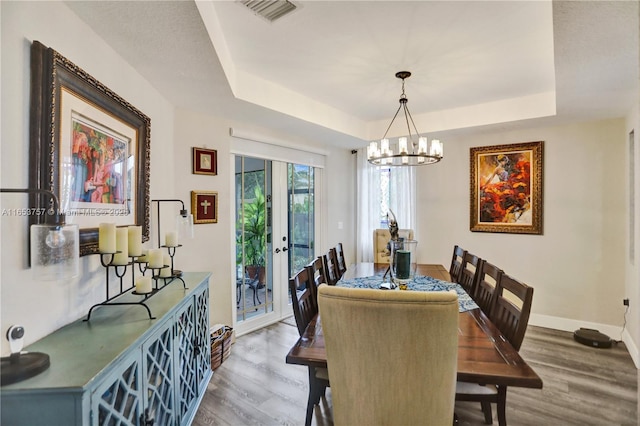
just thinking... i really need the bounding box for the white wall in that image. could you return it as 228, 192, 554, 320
625, 102, 639, 367
416, 119, 632, 351
0, 1, 176, 355
172, 110, 355, 328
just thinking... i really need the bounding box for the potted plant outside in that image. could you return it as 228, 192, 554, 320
237, 186, 267, 286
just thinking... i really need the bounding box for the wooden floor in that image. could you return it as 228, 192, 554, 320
193, 318, 638, 426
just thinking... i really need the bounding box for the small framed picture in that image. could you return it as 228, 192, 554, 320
192, 147, 217, 175
191, 190, 218, 224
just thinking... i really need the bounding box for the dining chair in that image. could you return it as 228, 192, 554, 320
307, 256, 327, 288
334, 242, 347, 278
372, 228, 414, 263
449, 245, 467, 283
318, 285, 459, 425
288, 268, 330, 425
321, 248, 340, 285
458, 251, 483, 298
456, 273, 534, 426
473, 260, 503, 316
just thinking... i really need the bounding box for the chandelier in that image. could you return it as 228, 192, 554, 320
367, 71, 443, 166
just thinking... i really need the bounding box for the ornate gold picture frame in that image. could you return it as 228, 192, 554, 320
29, 41, 151, 255
470, 141, 543, 234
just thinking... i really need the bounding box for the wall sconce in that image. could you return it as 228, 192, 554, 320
151, 199, 194, 248
0, 188, 79, 280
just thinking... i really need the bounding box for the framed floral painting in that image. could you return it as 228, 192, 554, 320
29, 41, 151, 255
470, 141, 543, 234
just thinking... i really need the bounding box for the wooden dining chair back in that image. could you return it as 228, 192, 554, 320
288, 267, 330, 425
321, 249, 340, 285
474, 260, 503, 316
318, 285, 459, 425
492, 273, 534, 351
334, 243, 347, 278
289, 267, 318, 336
306, 256, 327, 288
449, 245, 467, 283
458, 252, 482, 297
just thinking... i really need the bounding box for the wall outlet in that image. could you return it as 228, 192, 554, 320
623, 298, 630, 306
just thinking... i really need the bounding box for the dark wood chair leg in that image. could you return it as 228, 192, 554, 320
496, 386, 508, 426
305, 368, 316, 426
481, 401, 493, 424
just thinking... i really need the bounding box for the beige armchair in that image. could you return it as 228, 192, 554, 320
373, 228, 414, 263
318, 285, 459, 425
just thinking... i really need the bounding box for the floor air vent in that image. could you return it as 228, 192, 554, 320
238, 0, 297, 22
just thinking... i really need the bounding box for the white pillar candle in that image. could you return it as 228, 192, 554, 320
127, 226, 142, 256
112, 227, 129, 265
399, 137, 408, 154
148, 249, 163, 269
137, 249, 148, 263
159, 254, 172, 277
98, 223, 116, 253
135, 276, 152, 294
165, 231, 178, 247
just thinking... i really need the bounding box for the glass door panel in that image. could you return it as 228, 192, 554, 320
235, 157, 273, 323
288, 164, 315, 277
234, 157, 317, 333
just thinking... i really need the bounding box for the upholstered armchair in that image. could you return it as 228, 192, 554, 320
318, 285, 458, 425
373, 228, 414, 263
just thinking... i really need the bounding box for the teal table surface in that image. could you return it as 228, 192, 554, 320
1, 271, 211, 392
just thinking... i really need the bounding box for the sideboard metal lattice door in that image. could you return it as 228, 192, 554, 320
91, 350, 142, 426
176, 285, 211, 425
143, 318, 176, 425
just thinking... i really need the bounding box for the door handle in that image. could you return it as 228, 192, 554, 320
282, 247, 288, 252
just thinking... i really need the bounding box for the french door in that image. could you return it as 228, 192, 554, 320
234, 156, 316, 335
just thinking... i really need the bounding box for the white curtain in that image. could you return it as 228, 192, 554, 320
356, 147, 380, 262
356, 148, 417, 262
389, 166, 417, 234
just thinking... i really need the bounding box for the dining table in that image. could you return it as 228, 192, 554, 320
285, 262, 543, 390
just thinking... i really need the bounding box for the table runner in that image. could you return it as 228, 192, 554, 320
337, 274, 479, 313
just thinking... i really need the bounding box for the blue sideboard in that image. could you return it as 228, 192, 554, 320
1, 272, 212, 426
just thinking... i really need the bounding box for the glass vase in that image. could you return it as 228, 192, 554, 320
390, 239, 418, 289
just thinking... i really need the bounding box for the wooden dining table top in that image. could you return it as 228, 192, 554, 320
285, 263, 543, 389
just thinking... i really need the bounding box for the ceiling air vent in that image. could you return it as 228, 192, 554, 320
238, 0, 296, 22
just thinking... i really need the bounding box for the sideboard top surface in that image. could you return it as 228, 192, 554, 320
1, 272, 211, 392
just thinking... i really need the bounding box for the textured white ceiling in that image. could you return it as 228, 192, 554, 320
65, 0, 638, 149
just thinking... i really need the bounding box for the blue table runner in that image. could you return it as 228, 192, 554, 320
337, 274, 479, 313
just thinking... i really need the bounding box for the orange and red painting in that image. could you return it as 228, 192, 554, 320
470, 141, 543, 234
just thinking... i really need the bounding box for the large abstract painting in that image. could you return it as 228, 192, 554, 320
470, 141, 543, 234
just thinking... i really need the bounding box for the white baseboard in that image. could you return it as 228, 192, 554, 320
529, 313, 640, 368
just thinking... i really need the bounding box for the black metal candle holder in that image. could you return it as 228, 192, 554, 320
84, 248, 186, 321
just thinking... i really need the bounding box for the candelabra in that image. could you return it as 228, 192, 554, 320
84, 250, 186, 321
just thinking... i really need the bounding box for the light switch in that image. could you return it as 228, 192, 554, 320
338, 221, 343, 230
